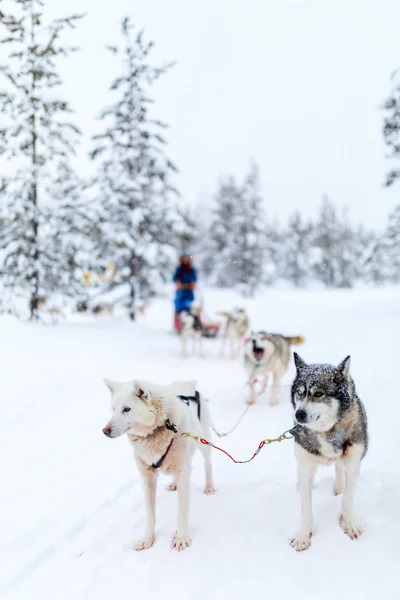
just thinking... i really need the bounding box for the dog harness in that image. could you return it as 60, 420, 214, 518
177, 391, 201, 420
151, 392, 201, 469
192, 315, 203, 332
151, 437, 175, 469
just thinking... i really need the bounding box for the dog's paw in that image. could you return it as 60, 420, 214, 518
166, 483, 177, 491
133, 535, 155, 551
171, 535, 192, 552
290, 531, 312, 552
334, 483, 344, 496
340, 515, 361, 540
246, 398, 255, 405
204, 485, 216, 495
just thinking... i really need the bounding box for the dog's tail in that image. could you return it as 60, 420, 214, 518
286, 335, 305, 346
216, 310, 232, 319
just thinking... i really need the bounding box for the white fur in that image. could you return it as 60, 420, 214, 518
220, 309, 249, 359
291, 442, 364, 551
244, 334, 286, 406
102, 378, 215, 551
294, 396, 340, 432
180, 308, 204, 358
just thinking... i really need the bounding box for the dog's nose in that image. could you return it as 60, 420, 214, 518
102, 424, 112, 437
295, 409, 307, 423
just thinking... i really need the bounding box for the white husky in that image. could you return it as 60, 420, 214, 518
179, 305, 204, 357
102, 379, 215, 552
219, 308, 249, 359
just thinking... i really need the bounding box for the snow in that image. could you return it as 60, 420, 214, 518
1, 286, 399, 600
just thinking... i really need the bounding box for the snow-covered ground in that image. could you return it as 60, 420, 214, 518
1, 287, 399, 600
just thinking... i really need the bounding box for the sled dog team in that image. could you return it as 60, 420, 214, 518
103, 307, 368, 553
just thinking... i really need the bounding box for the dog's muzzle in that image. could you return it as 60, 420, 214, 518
295, 409, 307, 424
102, 424, 113, 437
252, 339, 264, 361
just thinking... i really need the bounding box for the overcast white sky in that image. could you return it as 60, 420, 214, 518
44, 1, 400, 227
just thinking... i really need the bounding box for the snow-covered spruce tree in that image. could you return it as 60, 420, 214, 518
312, 196, 358, 288
44, 165, 102, 302
281, 211, 313, 287
90, 17, 183, 320
0, 1, 83, 319
181, 203, 210, 279
263, 217, 285, 285
382, 204, 400, 282
363, 231, 390, 285
234, 160, 265, 295
204, 161, 266, 293
205, 175, 243, 287
382, 71, 400, 186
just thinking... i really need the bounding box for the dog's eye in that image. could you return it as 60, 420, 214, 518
296, 388, 306, 398
314, 390, 325, 398
122, 407, 131, 413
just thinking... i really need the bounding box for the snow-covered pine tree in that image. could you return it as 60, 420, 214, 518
312, 196, 358, 288
263, 217, 285, 285
45, 165, 101, 302
204, 161, 266, 293
234, 160, 265, 295
363, 231, 390, 285
382, 70, 400, 186
281, 211, 313, 287
90, 17, 183, 320
202, 175, 241, 287
0, 1, 83, 318
382, 204, 400, 282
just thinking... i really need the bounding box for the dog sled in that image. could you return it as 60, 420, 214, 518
174, 311, 221, 338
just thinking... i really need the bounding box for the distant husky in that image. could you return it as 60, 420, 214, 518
37, 296, 65, 323
219, 308, 249, 359
290, 353, 368, 552
92, 303, 113, 316
136, 300, 149, 316
244, 331, 304, 405
179, 305, 204, 357
102, 379, 215, 552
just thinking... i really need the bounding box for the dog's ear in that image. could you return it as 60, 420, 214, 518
103, 378, 116, 393
336, 356, 351, 380
133, 383, 152, 403
293, 353, 307, 371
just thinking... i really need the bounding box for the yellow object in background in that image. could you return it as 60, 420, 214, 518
83, 272, 92, 288
83, 263, 114, 287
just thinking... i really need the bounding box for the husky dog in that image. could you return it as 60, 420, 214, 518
102, 379, 215, 552
290, 353, 368, 552
92, 303, 113, 315
36, 296, 65, 323
219, 308, 249, 359
180, 305, 204, 357
136, 300, 149, 316
244, 332, 304, 405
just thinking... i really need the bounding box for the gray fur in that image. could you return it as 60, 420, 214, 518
291, 354, 368, 459
289, 354, 369, 551
244, 332, 304, 406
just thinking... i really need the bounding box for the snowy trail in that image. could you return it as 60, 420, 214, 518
1, 287, 399, 600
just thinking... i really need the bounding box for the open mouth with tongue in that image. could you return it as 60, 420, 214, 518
252, 340, 264, 362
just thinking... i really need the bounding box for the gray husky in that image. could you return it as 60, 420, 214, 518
244, 332, 304, 405
290, 353, 368, 551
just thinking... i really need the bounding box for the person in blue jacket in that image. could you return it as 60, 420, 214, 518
173, 252, 197, 318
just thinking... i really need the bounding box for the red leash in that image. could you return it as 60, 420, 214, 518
179, 426, 300, 464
